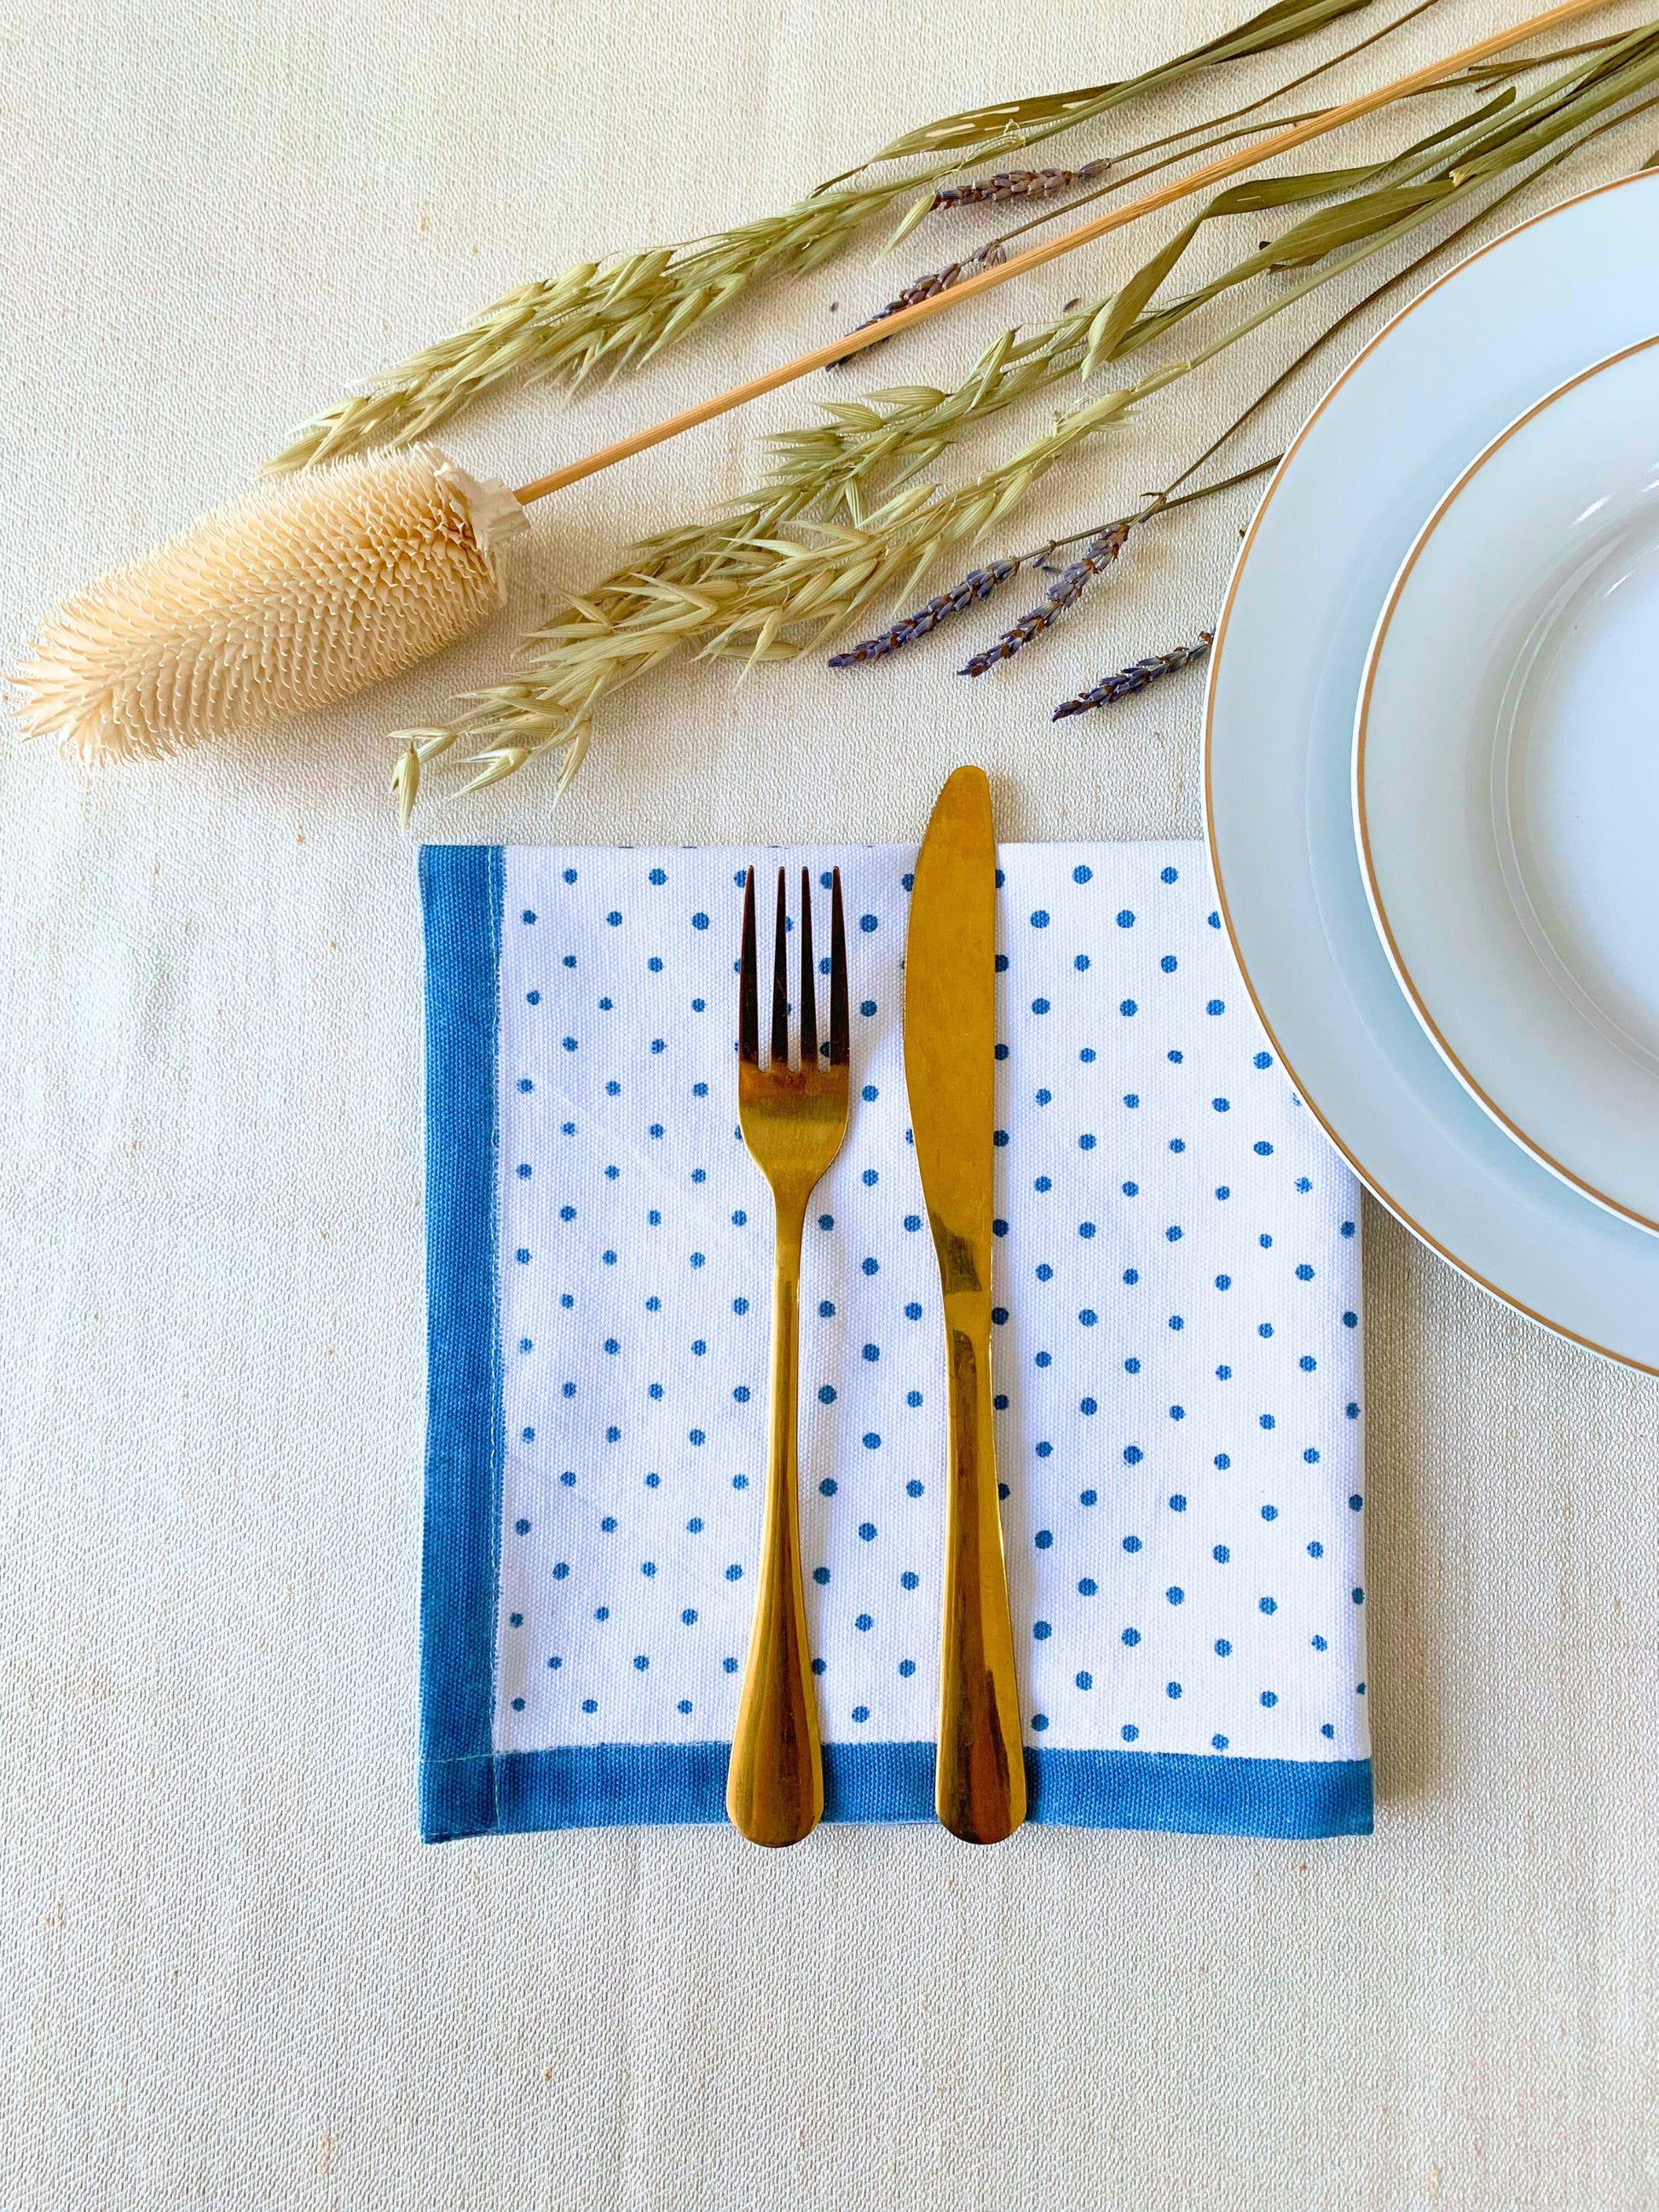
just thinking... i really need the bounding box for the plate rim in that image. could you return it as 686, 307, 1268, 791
1354, 329, 1659, 1238
1203, 170, 1659, 1375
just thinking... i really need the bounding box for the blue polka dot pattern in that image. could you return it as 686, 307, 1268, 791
483, 843, 1366, 1773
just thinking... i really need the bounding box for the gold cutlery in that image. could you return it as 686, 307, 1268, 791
725, 867, 852, 1847
905, 768, 1027, 1845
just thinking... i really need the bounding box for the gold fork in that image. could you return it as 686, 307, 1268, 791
725, 866, 852, 1848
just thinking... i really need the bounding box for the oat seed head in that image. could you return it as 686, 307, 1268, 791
14, 452, 503, 765
326, 40, 1659, 816
266, 180, 924, 473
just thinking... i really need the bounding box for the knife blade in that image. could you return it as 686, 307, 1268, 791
904, 765, 1027, 1845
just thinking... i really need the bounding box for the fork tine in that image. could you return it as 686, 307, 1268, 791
771, 868, 790, 1069
739, 868, 760, 1066
799, 868, 818, 1066
829, 867, 849, 1068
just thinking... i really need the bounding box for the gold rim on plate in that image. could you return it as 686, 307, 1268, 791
1203, 170, 1659, 1375
1354, 331, 1659, 1241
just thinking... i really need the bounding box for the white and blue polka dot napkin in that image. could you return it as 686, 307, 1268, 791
419, 840, 1371, 1842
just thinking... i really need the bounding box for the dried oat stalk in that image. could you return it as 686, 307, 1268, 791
273, 0, 1389, 471
430, 384, 1144, 796
403, 49, 1659, 809
267, 176, 932, 473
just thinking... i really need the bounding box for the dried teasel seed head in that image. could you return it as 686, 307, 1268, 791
13, 449, 527, 765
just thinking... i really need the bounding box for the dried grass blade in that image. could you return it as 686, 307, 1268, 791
395, 48, 1659, 816
1080, 217, 1203, 379
849, 0, 1374, 163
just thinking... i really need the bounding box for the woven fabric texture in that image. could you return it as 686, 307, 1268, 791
1, 0, 1656, 2206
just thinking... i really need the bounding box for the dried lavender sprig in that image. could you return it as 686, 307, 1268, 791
419, 78, 1659, 808
948, 43, 1659, 679
858, 33, 1579, 371
831, 244, 1007, 360
958, 518, 1136, 677
1053, 632, 1214, 718
909, 27, 1629, 291
826, 559, 1023, 665
930, 159, 1112, 211
825, 458, 1276, 670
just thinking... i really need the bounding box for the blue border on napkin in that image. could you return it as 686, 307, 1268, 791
419, 842, 508, 1844
418, 845, 1373, 1845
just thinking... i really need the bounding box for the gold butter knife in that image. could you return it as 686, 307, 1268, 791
905, 766, 1027, 1845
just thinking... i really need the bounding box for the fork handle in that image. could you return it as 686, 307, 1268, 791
725, 1210, 824, 1846
936, 1297, 1027, 1845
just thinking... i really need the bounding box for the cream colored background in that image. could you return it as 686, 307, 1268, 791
2, 2, 1656, 2206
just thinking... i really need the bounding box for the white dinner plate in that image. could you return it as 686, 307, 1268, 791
1357, 338, 1659, 1233
1205, 172, 1659, 1371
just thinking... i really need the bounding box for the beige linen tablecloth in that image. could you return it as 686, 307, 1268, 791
2, 2, 1654, 2205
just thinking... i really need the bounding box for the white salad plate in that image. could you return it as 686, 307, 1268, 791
1357, 338, 1659, 1235
1205, 172, 1659, 1370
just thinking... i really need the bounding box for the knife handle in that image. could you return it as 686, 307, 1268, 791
725, 1214, 824, 1847
936, 1300, 1028, 1845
